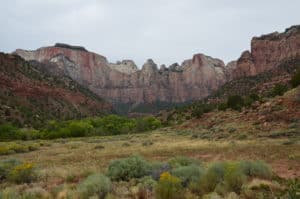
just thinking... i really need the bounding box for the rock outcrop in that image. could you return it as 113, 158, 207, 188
14, 45, 227, 109
231, 25, 300, 79
13, 25, 300, 113
108, 60, 138, 74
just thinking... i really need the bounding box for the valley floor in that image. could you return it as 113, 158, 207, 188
0, 130, 299, 198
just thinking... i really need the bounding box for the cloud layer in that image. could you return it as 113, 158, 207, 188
1, 0, 299, 66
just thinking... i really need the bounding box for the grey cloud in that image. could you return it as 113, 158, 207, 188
0, 0, 299, 67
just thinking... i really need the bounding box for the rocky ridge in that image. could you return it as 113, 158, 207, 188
0, 53, 113, 127
13, 25, 300, 113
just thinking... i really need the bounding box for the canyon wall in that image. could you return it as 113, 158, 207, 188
14, 25, 300, 112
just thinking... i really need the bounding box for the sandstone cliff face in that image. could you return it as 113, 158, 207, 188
14, 46, 227, 106
231, 25, 300, 79
13, 25, 300, 112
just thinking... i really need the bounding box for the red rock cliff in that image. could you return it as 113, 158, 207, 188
230, 25, 300, 79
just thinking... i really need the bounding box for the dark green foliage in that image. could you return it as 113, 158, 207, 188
0, 124, 19, 140
107, 155, 150, 181
135, 116, 162, 132
269, 84, 288, 97
227, 95, 244, 111
291, 69, 300, 88
91, 115, 136, 135
218, 103, 227, 111
190, 103, 215, 118
0, 115, 162, 140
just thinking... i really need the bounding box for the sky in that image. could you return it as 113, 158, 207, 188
1, 0, 299, 67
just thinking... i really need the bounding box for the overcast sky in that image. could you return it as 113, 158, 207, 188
1, 0, 299, 67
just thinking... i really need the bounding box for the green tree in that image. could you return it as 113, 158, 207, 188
227, 95, 244, 111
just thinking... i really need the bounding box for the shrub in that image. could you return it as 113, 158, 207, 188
10, 143, 29, 153
155, 172, 184, 199
191, 107, 204, 118
199, 162, 227, 194
8, 163, 37, 183
138, 176, 157, 191
291, 69, 300, 88
223, 163, 246, 193
244, 96, 254, 107
168, 156, 200, 168
68, 121, 93, 137
0, 159, 22, 181
0, 145, 15, 155
227, 95, 244, 111
17, 128, 41, 140
218, 103, 227, 111
135, 116, 162, 132
269, 83, 288, 97
285, 179, 300, 199
171, 165, 204, 187
239, 160, 272, 179
107, 155, 150, 181
0, 123, 19, 140
77, 173, 111, 199
150, 162, 171, 180
249, 93, 260, 101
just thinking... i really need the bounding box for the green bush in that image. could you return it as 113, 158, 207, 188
0, 159, 22, 181
239, 160, 272, 179
218, 103, 228, 111
291, 69, 300, 88
269, 83, 288, 97
8, 163, 37, 184
168, 156, 200, 168
149, 162, 171, 180
285, 179, 300, 199
68, 121, 93, 137
0, 123, 19, 140
199, 162, 227, 194
223, 163, 246, 193
244, 96, 255, 107
155, 172, 184, 199
107, 155, 150, 181
138, 176, 157, 191
227, 95, 244, 111
77, 173, 111, 199
191, 107, 203, 118
171, 165, 204, 186
135, 116, 162, 132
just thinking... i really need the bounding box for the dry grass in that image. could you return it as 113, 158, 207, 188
0, 130, 299, 190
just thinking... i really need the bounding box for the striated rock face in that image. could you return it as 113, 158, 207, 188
231, 25, 300, 79
13, 25, 300, 112
14, 46, 227, 108
108, 60, 138, 74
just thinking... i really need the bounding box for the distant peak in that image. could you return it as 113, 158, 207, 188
54, 43, 88, 52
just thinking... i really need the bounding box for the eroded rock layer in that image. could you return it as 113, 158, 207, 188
13, 25, 300, 112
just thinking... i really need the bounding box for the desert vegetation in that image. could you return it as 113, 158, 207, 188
0, 115, 161, 141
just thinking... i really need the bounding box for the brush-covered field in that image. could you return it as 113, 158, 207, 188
0, 128, 299, 199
